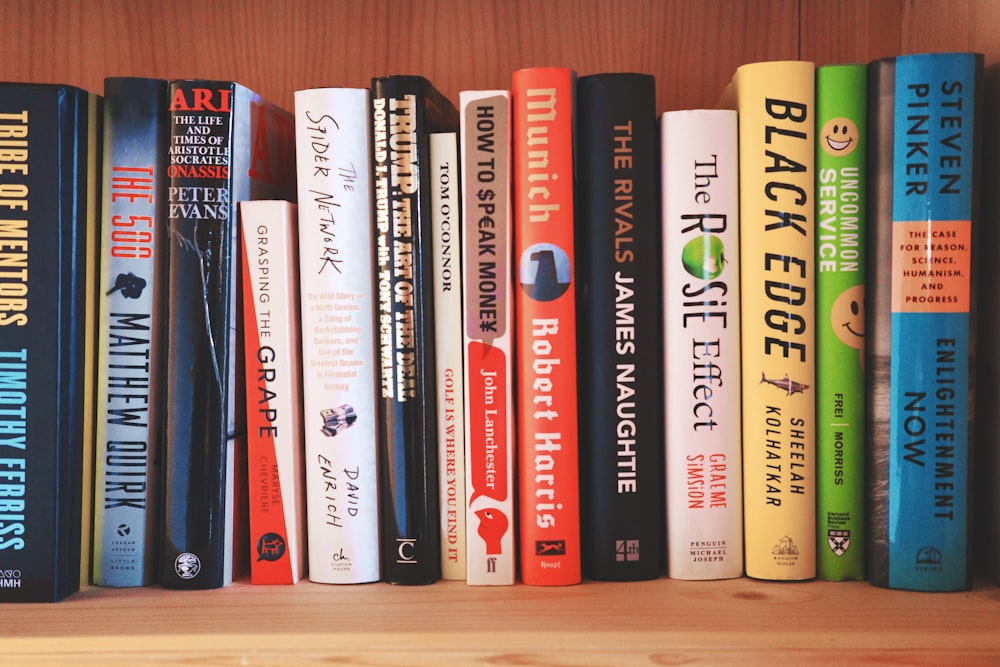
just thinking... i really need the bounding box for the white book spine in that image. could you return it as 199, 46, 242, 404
430, 132, 467, 580
661, 109, 744, 580
240, 200, 307, 583
293, 88, 381, 583
459, 90, 516, 585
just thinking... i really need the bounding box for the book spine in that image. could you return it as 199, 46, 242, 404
661, 109, 744, 580
575, 73, 663, 581
512, 67, 581, 585
0, 84, 96, 601
160, 81, 296, 589
460, 89, 516, 585
293, 87, 381, 584
430, 131, 467, 580
79, 91, 102, 592
975, 62, 1000, 585
814, 64, 867, 581
722, 60, 817, 580
867, 53, 981, 592
371, 76, 457, 584
160, 80, 239, 590
240, 200, 306, 584
93, 77, 169, 588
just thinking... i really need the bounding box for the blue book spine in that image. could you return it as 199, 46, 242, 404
93, 77, 169, 587
869, 52, 982, 591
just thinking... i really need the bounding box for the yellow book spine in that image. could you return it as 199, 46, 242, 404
80, 92, 101, 588
722, 60, 816, 580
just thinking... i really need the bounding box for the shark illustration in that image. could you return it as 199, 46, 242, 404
759, 371, 809, 396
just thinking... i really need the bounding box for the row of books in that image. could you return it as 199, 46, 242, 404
1, 50, 997, 601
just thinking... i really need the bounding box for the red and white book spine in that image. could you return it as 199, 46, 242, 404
430, 131, 467, 580
240, 200, 307, 584
293, 87, 381, 583
661, 109, 744, 580
512, 68, 581, 585
460, 90, 516, 585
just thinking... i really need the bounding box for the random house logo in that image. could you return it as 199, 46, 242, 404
0, 568, 21, 588
772, 535, 800, 565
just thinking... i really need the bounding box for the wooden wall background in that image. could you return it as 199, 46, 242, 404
2, 0, 998, 113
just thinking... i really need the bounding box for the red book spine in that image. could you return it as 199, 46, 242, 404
512, 67, 581, 585
239, 200, 306, 585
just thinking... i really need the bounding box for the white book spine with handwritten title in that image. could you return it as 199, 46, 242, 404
294, 87, 381, 583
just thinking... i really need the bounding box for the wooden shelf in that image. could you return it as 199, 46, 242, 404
2, 0, 1000, 663
2, 577, 998, 664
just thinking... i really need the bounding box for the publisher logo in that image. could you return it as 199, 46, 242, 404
257, 533, 287, 562
534, 540, 566, 557
615, 539, 640, 562
827, 529, 851, 556
916, 546, 944, 569
0, 569, 21, 589
519, 244, 571, 302
396, 538, 417, 564
174, 552, 201, 580
771, 535, 800, 566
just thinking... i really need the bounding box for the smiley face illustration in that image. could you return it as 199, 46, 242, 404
820, 116, 859, 157
831, 283, 865, 351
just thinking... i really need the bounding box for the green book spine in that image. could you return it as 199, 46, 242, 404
814, 64, 867, 581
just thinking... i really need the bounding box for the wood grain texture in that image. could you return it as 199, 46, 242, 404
1, 0, 993, 112
801, 0, 904, 64
903, 0, 1000, 62
1, 578, 999, 664
12, 0, 996, 114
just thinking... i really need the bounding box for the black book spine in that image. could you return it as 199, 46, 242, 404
864, 56, 895, 590
575, 73, 665, 580
160, 80, 239, 589
160, 81, 296, 590
975, 62, 1000, 585
0, 84, 99, 601
371, 76, 458, 584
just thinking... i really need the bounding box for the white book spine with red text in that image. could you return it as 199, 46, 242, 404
240, 200, 307, 584
460, 90, 516, 584
430, 131, 467, 580
661, 109, 744, 580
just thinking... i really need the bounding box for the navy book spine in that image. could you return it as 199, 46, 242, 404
575, 73, 665, 581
